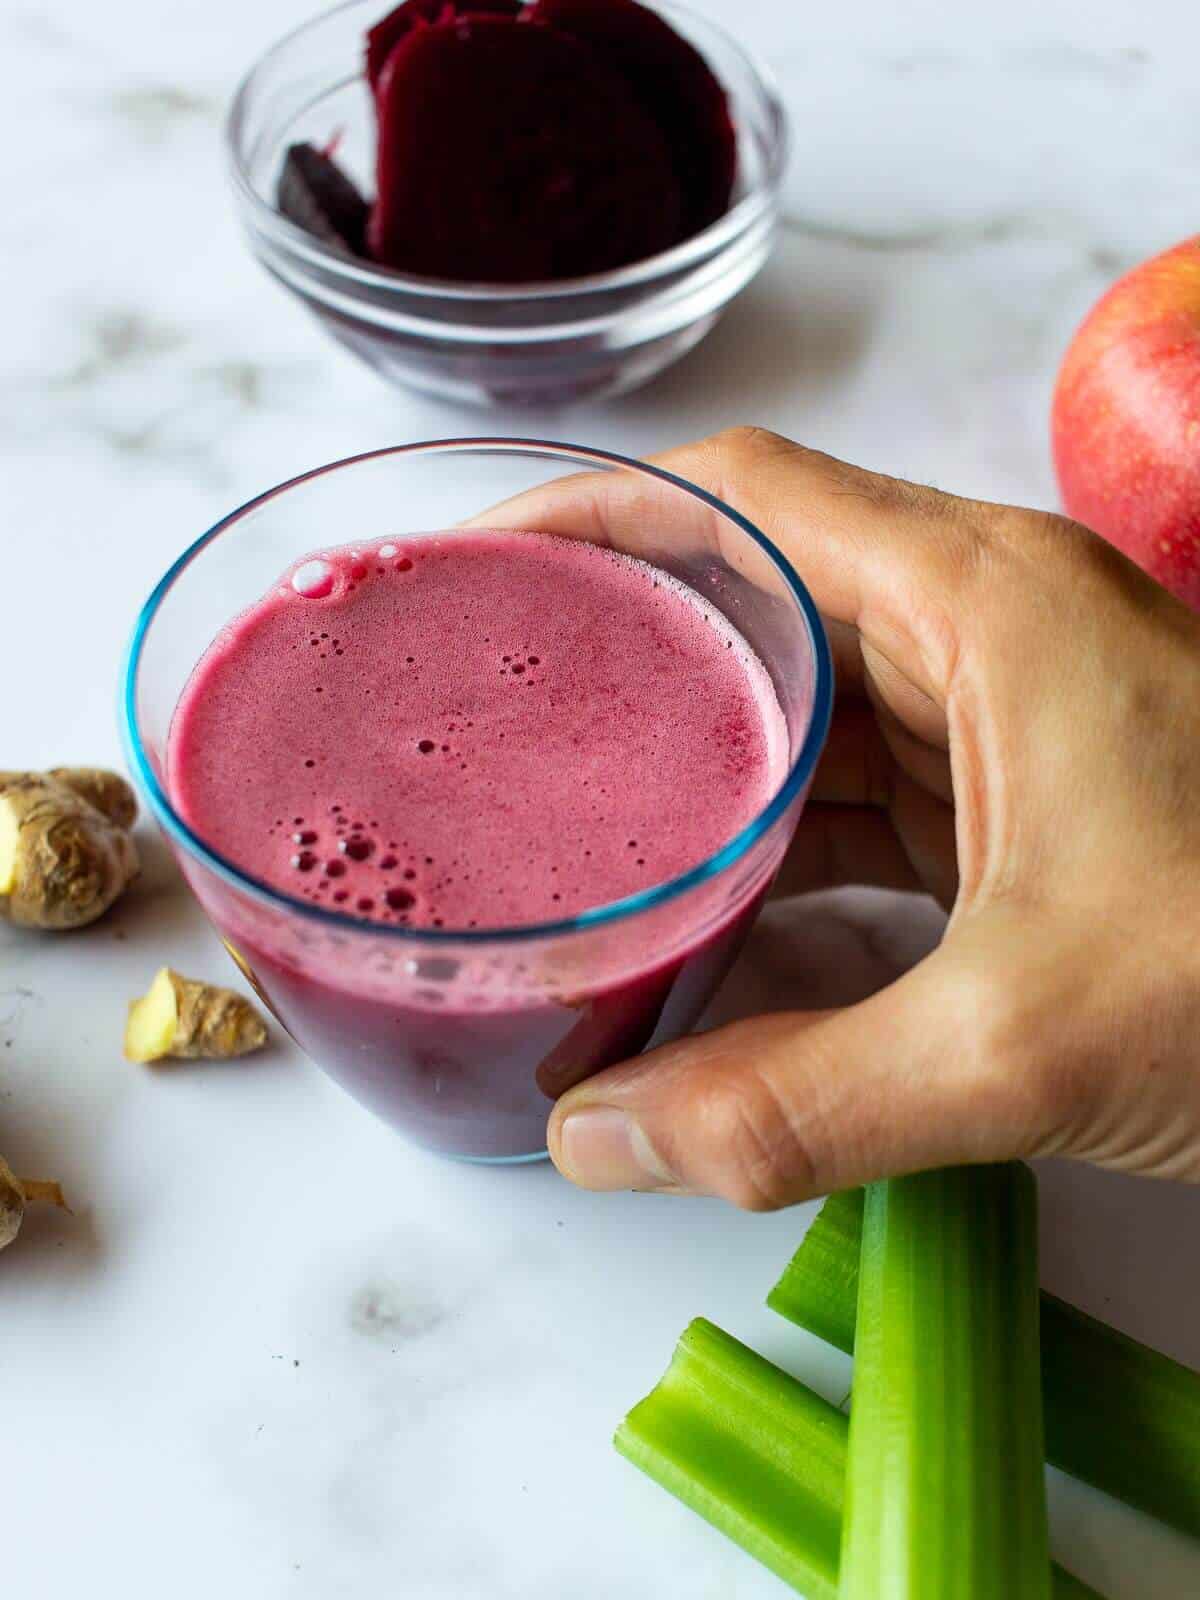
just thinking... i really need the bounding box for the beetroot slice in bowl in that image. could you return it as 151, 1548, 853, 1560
277, 142, 370, 255
527, 0, 736, 235
365, 0, 522, 94
367, 14, 684, 282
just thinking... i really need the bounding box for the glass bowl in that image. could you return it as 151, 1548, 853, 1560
121, 440, 831, 1161
226, 1, 788, 408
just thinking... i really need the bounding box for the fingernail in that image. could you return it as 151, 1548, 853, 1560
557, 1106, 675, 1191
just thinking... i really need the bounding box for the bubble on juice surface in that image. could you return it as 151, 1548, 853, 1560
292, 559, 335, 599
379, 543, 398, 558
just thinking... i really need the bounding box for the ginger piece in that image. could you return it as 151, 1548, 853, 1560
0, 1155, 68, 1252
0, 769, 139, 930
47, 768, 138, 831
125, 967, 269, 1063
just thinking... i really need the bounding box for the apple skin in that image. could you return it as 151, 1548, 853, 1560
1051, 235, 1200, 610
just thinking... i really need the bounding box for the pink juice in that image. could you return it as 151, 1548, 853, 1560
168, 530, 791, 1159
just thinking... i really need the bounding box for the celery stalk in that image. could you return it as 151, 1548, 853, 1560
1039, 1296, 1200, 1538
770, 1186, 1200, 1539
840, 1166, 1050, 1599
616, 1318, 1101, 1600
768, 1186, 866, 1350
618, 1317, 843, 1598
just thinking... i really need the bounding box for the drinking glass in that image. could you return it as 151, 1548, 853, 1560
122, 440, 832, 1161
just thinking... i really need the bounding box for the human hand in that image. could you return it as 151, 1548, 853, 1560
489, 429, 1200, 1207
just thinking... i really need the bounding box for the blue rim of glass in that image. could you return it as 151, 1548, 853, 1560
120, 438, 834, 946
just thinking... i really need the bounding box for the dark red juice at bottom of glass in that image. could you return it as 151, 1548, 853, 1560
212, 887, 766, 1159
168, 531, 796, 1158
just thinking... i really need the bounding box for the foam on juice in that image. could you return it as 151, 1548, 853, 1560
168, 530, 789, 932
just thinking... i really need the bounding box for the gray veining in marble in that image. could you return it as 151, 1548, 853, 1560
4, 1, 1199, 1595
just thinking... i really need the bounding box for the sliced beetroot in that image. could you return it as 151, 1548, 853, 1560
367, 14, 684, 281
277, 142, 370, 255
527, 0, 736, 234
365, 0, 522, 94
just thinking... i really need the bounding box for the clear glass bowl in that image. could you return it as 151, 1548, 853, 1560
121, 440, 831, 1161
226, 2, 788, 408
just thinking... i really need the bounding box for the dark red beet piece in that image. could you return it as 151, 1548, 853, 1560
527, 0, 736, 234
277, 142, 370, 255
367, 14, 683, 281
365, 0, 522, 95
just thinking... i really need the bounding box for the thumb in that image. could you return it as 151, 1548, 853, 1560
547, 948, 1047, 1209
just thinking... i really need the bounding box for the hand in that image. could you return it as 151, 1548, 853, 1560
488, 428, 1200, 1208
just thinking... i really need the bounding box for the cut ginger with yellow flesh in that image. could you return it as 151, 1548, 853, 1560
0, 768, 139, 929
125, 968, 269, 1063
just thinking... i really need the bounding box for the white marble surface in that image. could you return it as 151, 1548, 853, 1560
4, 0, 1200, 1594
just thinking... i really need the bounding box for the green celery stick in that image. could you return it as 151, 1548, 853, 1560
1039, 1296, 1200, 1538
840, 1166, 1050, 1599
769, 1187, 866, 1350
618, 1317, 843, 1598
616, 1318, 1101, 1600
770, 1185, 1200, 1539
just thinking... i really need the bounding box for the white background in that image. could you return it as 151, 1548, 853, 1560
3, 0, 1200, 1595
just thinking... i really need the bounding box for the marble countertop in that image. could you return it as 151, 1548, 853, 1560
4, 0, 1200, 1594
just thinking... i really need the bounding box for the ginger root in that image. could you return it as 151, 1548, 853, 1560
48, 768, 139, 831
0, 768, 139, 930
0, 1155, 68, 1252
125, 967, 269, 1063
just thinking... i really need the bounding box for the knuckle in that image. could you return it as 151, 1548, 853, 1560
994, 504, 1110, 585
921, 502, 1010, 614
707, 426, 801, 499
697, 1057, 819, 1212
711, 424, 791, 466
952, 509, 1001, 586
1042, 508, 1092, 548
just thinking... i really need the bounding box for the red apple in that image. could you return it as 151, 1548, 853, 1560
1051, 234, 1200, 610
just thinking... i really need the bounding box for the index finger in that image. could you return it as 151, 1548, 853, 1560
469, 428, 990, 705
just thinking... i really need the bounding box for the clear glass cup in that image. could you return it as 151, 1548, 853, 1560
226, 0, 788, 408
121, 441, 832, 1161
